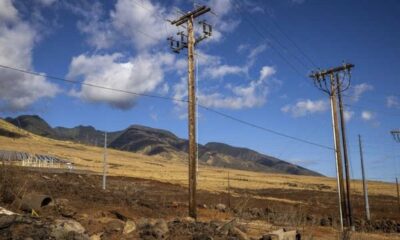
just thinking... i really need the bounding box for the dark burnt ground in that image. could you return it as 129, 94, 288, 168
1, 166, 399, 239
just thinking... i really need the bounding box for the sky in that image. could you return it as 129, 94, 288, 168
0, 0, 399, 181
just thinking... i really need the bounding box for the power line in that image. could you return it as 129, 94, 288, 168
0, 63, 333, 151
260, 1, 318, 68
232, 0, 312, 75
198, 105, 333, 150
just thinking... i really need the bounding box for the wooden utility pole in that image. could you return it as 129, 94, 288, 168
310, 63, 354, 231
390, 130, 400, 212
169, 5, 212, 219
336, 73, 354, 229
358, 135, 370, 221
329, 74, 347, 231
397, 178, 400, 212
102, 132, 107, 190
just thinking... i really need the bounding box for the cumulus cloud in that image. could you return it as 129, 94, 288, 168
361, 111, 374, 121
0, 0, 59, 111
350, 83, 373, 102
386, 96, 400, 109
281, 99, 328, 117
111, 0, 175, 50
203, 64, 246, 79
67, 52, 175, 109
248, 44, 267, 62
343, 110, 354, 122
174, 66, 276, 110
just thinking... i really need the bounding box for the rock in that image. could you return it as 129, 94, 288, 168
229, 227, 249, 240
110, 210, 128, 221
42, 175, 51, 180
105, 219, 124, 233
123, 220, 137, 235
0, 215, 17, 229
215, 203, 227, 212
89, 233, 102, 240
61, 206, 77, 218
260, 229, 300, 240
193, 233, 214, 240
250, 208, 264, 218
183, 217, 196, 223
218, 219, 237, 234
50, 219, 89, 240
138, 218, 169, 239
0, 207, 17, 216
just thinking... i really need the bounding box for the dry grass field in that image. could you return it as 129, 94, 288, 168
0, 119, 397, 200
1, 119, 400, 239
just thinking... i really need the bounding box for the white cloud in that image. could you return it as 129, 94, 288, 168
350, 83, 373, 102
111, 0, 174, 50
237, 43, 249, 53
197, 66, 276, 109
203, 64, 246, 79
0, 0, 59, 111
36, 0, 56, 6
0, 0, 18, 22
386, 96, 400, 109
67, 52, 174, 109
343, 110, 354, 122
248, 44, 267, 62
281, 99, 328, 117
361, 111, 374, 121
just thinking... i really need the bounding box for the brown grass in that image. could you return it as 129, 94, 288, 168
0, 119, 397, 200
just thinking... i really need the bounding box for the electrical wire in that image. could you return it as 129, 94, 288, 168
0, 63, 334, 151
232, 0, 312, 77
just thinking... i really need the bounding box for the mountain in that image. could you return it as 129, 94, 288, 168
5, 115, 56, 138
204, 142, 317, 176
5, 115, 122, 146
109, 125, 187, 156
4, 115, 322, 176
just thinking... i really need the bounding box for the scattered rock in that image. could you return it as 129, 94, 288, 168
105, 219, 124, 233
215, 203, 227, 212
89, 233, 102, 240
229, 227, 249, 240
0, 215, 17, 229
123, 220, 137, 235
183, 217, 196, 223
42, 175, 51, 180
50, 219, 89, 240
110, 210, 128, 221
260, 228, 300, 240
217, 218, 237, 234
138, 218, 169, 239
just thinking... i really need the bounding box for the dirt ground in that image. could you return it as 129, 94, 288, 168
1, 166, 399, 240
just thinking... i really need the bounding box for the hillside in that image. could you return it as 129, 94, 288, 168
5, 115, 321, 176
0, 118, 397, 198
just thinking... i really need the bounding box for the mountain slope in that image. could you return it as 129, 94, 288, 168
5, 115, 56, 138
4, 115, 322, 176
205, 142, 320, 176
5, 115, 122, 146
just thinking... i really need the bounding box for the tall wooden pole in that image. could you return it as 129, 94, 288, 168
102, 132, 107, 190
358, 135, 370, 220
187, 15, 197, 219
336, 73, 353, 229
396, 177, 400, 212
169, 5, 211, 219
330, 73, 346, 231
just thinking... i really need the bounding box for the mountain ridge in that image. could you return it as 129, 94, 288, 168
4, 115, 322, 176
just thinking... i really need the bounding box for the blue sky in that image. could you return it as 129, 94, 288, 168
0, 0, 399, 181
